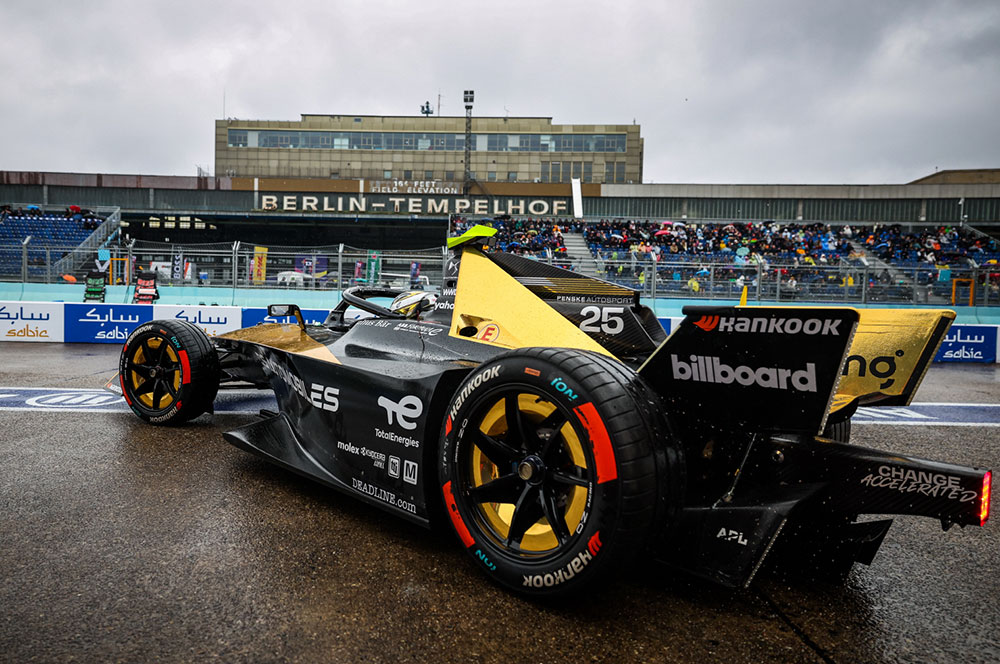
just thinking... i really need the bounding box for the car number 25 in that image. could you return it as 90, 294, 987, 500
579, 306, 625, 335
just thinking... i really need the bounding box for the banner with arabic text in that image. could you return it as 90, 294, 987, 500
152, 305, 243, 337
63, 303, 153, 343
934, 324, 998, 363
0, 301, 64, 342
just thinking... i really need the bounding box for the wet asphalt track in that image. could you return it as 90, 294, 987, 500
1, 343, 998, 664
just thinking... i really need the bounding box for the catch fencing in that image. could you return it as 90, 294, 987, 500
1, 238, 997, 307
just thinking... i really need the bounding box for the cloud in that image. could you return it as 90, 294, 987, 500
0, 0, 996, 184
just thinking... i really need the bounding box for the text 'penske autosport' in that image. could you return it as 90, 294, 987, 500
112, 224, 992, 597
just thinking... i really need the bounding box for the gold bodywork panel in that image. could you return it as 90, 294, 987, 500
832, 308, 954, 411
219, 324, 340, 363
449, 250, 614, 356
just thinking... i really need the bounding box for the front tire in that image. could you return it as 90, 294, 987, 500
439, 347, 681, 597
120, 319, 220, 425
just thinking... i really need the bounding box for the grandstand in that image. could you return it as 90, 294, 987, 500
0, 206, 120, 279
2, 198, 998, 308
1, 165, 999, 307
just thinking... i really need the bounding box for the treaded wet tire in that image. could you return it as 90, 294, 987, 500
823, 418, 852, 443
120, 319, 220, 425
439, 347, 682, 597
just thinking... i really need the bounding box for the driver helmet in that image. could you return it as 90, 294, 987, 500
390, 291, 437, 319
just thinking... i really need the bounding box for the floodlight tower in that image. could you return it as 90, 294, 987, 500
463, 90, 474, 195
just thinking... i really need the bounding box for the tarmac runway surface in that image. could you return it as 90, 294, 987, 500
1, 343, 998, 663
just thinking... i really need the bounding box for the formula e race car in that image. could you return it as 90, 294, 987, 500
115, 225, 992, 597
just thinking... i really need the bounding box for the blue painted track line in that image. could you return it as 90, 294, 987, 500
1, 387, 998, 426
0, 386, 276, 414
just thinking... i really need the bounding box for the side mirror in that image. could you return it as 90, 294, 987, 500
267, 304, 305, 329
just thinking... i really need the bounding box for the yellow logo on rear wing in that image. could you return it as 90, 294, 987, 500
832, 308, 955, 413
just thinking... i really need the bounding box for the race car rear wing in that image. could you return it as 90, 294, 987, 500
831, 308, 955, 414
639, 306, 860, 436
640, 305, 956, 437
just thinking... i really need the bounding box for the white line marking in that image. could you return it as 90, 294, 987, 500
852, 421, 1000, 427
907, 402, 1000, 407
0, 407, 260, 414
0, 386, 267, 394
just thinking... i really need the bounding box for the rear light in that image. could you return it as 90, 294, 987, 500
982, 471, 992, 526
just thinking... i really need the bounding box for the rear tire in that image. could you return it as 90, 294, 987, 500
120, 319, 220, 425
438, 347, 682, 597
823, 418, 852, 443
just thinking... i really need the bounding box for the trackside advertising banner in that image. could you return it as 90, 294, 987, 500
64, 303, 153, 343
240, 307, 331, 327
153, 305, 243, 337
0, 302, 64, 342
934, 324, 998, 363
657, 317, 684, 336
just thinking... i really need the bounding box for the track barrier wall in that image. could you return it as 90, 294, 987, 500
2, 299, 997, 363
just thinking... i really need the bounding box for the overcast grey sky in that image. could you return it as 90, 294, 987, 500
1, 0, 997, 184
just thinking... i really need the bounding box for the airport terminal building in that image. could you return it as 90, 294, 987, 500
1, 110, 998, 248
215, 114, 645, 185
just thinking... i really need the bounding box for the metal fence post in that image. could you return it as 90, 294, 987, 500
440, 245, 448, 289
231, 241, 240, 304
21, 236, 31, 282
127, 239, 135, 286
339, 244, 345, 291
755, 262, 762, 301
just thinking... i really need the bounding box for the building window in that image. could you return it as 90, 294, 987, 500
572, 162, 582, 180
229, 129, 629, 153
541, 162, 550, 183
507, 171, 517, 182
551, 162, 561, 182
584, 162, 592, 183
425, 170, 434, 179
616, 163, 626, 183
488, 171, 497, 182
446, 171, 455, 181
605, 162, 615, 183
383, 170, 392, 179
403, 170, 412, 179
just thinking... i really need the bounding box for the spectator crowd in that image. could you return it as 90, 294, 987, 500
584, 219, 854, 266
857, 224, 998, 264
450, 215, 999, 269
450, 215, 577, 257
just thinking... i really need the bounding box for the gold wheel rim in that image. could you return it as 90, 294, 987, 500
128, 336, 181, 410
468, 393, 590, 555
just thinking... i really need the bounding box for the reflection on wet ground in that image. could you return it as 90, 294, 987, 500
0, 344, 997, 663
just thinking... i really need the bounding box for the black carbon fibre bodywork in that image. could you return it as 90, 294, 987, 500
218, 319, 500, 525
189, 247, 990, 589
